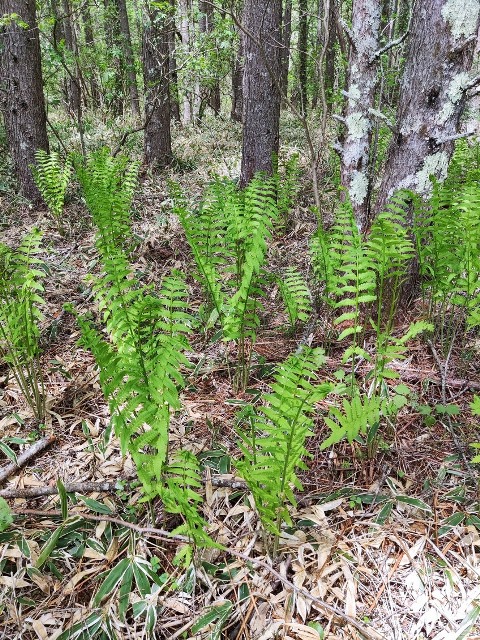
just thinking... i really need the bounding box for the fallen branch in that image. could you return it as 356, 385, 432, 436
13, 507, 386, 640
0, 436, 56, 486
1, 475, 248, 499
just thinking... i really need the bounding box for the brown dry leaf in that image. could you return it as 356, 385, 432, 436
105, 537, 119, 563
31, 619, 48, 640
82, 548, 105, 561
63, 566, 101, 595
0, 576, 31, 588
340, 559, 356, 618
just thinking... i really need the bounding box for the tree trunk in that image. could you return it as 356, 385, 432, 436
231, 26, 244, 122
324, 0, 336, 100
0, 0, 49, 202
240, 0, 282, 185
104, 0, 124, 115
376, 0, 480, 212
61, 0, 82, 119
178, 0, 192, 124
280, 0, 292, 98
339, 0, 382, 230
80, 2, 100, 107
199, 0, 221, 114
143, 4, 173, 169
297, 0, 308, 114
116, 0, 140, 117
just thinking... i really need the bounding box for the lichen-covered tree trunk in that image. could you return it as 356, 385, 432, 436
143, 4, 173, 169
0, 0, 49, 201
240, 0, 282, 186
340, 0, 381, 230
376, 0, 480, 212
178, 0, 192, 124
280, 0, 292, 98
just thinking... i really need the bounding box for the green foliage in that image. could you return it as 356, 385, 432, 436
277, 266, 312, 330
175, 175, 278, 390
0, 228, 46, 421
236, 347, 331, 537
0, 497, 13, 532
73, 150, 209, 546
33, 150, 72, 229
321, 392, 383, 450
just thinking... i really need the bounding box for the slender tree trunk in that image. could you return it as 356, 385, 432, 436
199, 0, 221, 113
116, 0, 140, 117
297, 0, 308, 114
178, 0, 192, 124
240, 0, 282, 185
143, 4, 173, 169
61, 0, 82, 118
376, 0, 480, 212
324, 0, 336, 100
231, 27, 244, 122
0, 0, 49, 202
280, 0, 292, 98
80, 2, 100, 107
104, 0, 124, 115
339, 0, 382, 230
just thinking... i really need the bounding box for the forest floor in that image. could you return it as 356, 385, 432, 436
1, 114, 480, 640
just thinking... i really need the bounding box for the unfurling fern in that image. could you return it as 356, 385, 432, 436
33, 150, 72, 229
0, 228, 46, 421
236, 347, 331, 540
73, 150, 209, 546
277, 267, 312, 330
175, 175, 278, 390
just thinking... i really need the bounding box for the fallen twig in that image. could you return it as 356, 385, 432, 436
12, 507, 386, 640
0, 436, 56, 486
1, 475, 247, 499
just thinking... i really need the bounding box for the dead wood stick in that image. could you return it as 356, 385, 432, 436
0, 436, 56, 486
0, 476, 248, 499
12, 507, 386, 640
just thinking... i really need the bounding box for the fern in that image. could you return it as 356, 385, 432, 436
320, 393, 383, 449
278, 267, 312, 330
236, 347, 331, 538
175, 175, 278, 390
0, 228, 46, 421
33, 150, 72, 229
73, 150, 208, 546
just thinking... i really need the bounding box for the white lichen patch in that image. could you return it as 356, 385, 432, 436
415, 152, 449, 194
438, 72, 470, 124
441, 0, 479, 40
346, 112, 369, 139
348, 84, 361, 103
349, 171, 369, 205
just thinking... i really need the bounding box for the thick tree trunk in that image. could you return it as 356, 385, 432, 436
0, 0, 49, 202
280, 0, 292, 98
231, 28, 244, 122
340, 0, 381, 230
143, 5, 173, 169
116, 0, 140, 117
297, 0, 308, 114
240, 0, 282, 186
376, 0, 480, 212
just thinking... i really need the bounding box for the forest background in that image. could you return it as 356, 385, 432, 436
1, 1, 480, 639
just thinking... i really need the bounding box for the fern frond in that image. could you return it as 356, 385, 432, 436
278, 267, 312, 329
33, 150, 72, 224
321, 393, 382, 449
236, 347, 331, 535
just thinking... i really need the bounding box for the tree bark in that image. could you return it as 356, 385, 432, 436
116, 0, 140, 117
297, 0, 308, 114
240, 0, 282, 186
376, 0, 480, 212
0, 0, 49, 202
80, 1, 100, 107
280, 0, 292, 98
178, 0, 192, 124
103, 0, 124, 115
61, 0, 82, 119
199, 0, 221, 114
231, 25, 244, 122
143, 3, 173, 169
339, 0, 382, 230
